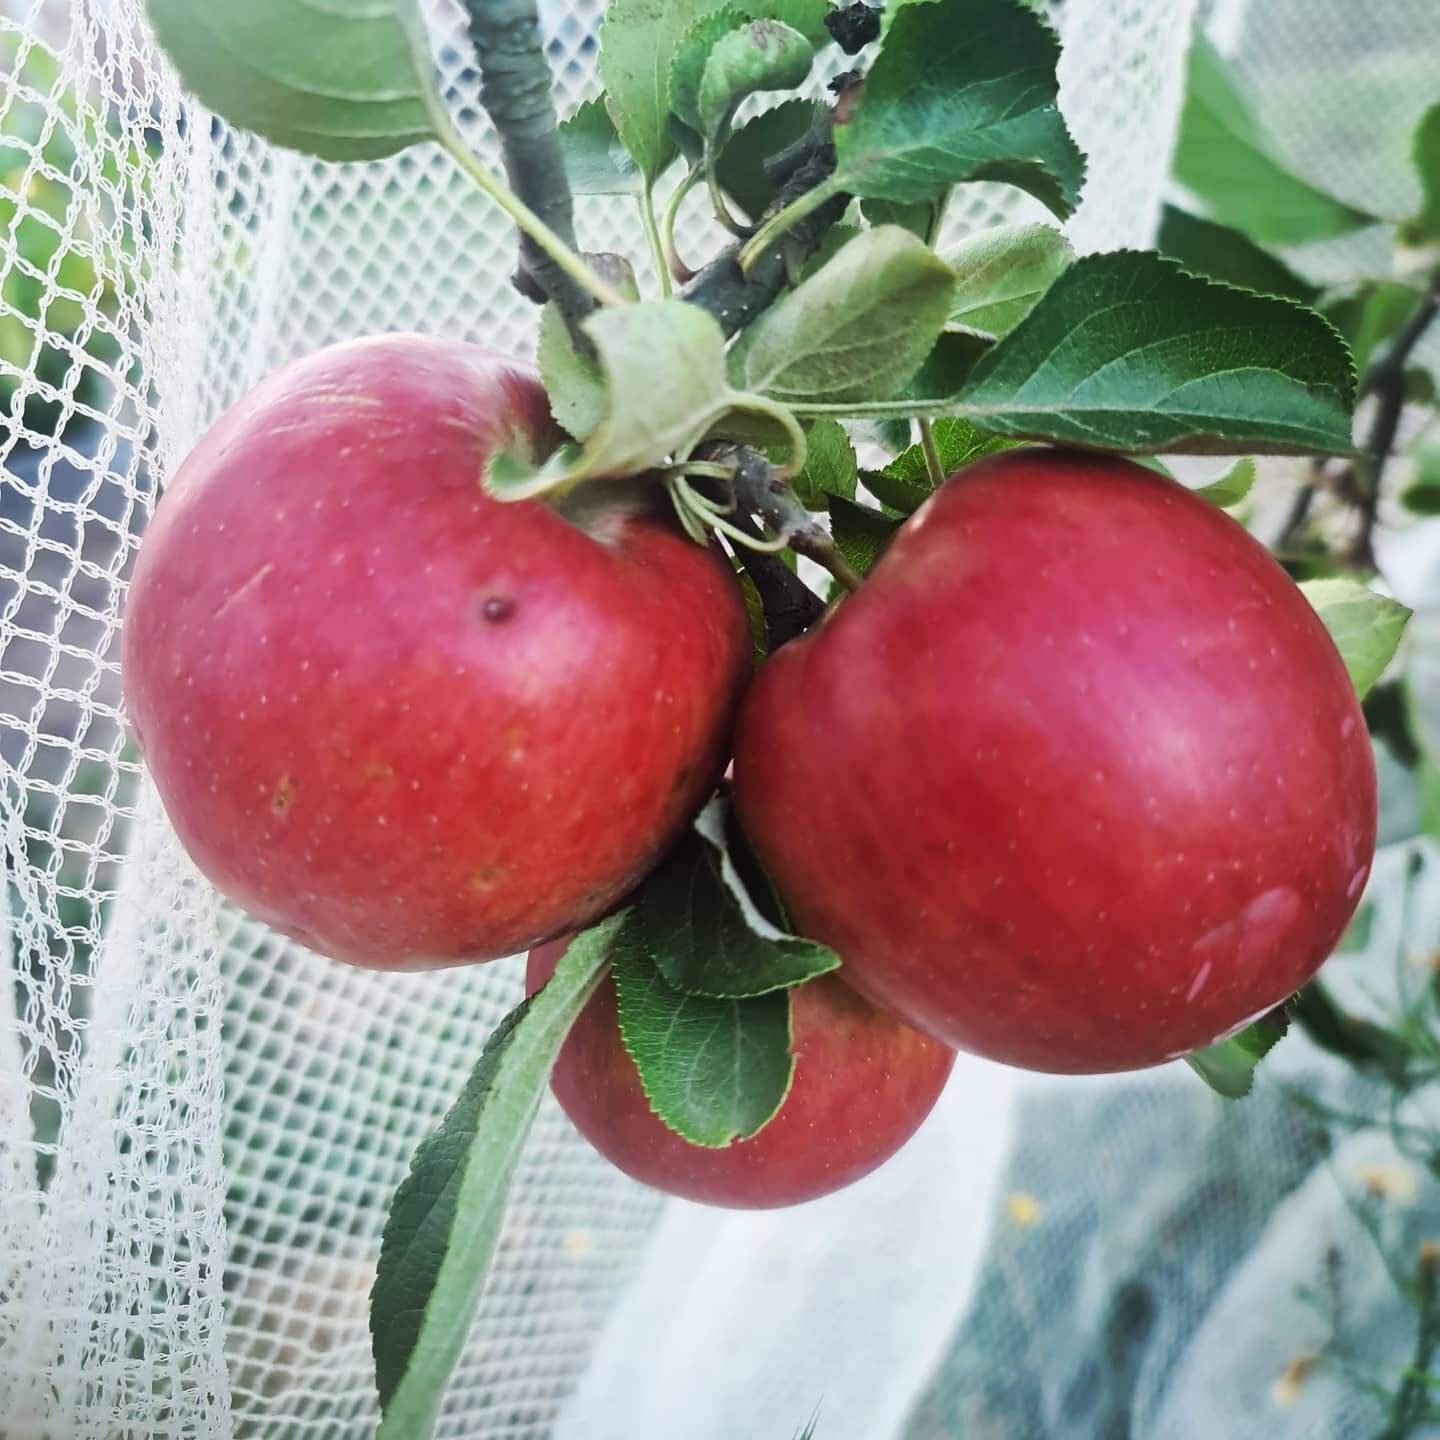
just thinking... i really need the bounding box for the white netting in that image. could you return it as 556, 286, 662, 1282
0, 0, 1436, 1436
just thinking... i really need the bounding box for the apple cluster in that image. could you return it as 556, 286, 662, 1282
124, 334, 1375, 1208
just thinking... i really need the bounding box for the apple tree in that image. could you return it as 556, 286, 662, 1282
131, 0, 1439, 1430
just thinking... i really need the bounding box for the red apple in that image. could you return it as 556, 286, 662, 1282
124, 334, 751, 969
733, 448, 1376, 1073
528, 938, 954, 1208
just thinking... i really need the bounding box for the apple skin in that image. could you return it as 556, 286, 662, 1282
527, 939, 955, 1208
123, 334, 751, 969
733, 448, 1377, 1074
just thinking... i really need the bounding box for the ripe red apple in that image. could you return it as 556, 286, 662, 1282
528, 938, 955, 1208
124, 334, 751, 969
733, 448, 1376, 1073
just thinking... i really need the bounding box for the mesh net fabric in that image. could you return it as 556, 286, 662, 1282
0, 0, 1435, 1437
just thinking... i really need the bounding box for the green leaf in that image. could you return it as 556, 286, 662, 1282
1367, 680, 1421, 770
865, 417, 1015, 512
1403, 441, 1440, 514
899, 330, 993, 404
1400, 482, 1440, 516
489, 299, 740, 497
557, 97, 643, 196
871, 417, 915, 454
1173, 33, 1375, 247
636, 831, 838, 998
1404, 368, 1437, 406
537, 306, 606, 441
834, 0, 1084, 217
601, 0, 725, 182
942, 223, 1075, 337
729, 226, 957, 405
945, 251, 1356, 455
671, 2, 828, 136
370, 915, 623, 1436
737, 568, 769, 664
1189, 457, 1256, 509
793, 418, 859, 509
1413, 437, 1440, 488
1399, 102, 1440, 247
146, 0, 435, 162
895, 417, 1016, 484
1420, 761, 1440, 842
670, 112, 707, 168
797, 220, 863, 282
716, 99, 820, 220
535, 260, 640, 443
695, 796, 794, 932
1156, 205, 1319, 304
1299, 578, 1411, 699
862, 466, 931, 516
697, 22, 813, 140
757, 0, 833, 41
671, 6, 751, 135
612, 919, 794, 1146
603, 0, 826, 183
1325, 282, 1422, 379
1185, 1008, 1288, 1100
828, 496, 902, 576
1131, 456, 1177, 480
860, 197, 934, 238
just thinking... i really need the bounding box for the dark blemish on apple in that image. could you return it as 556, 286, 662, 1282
480, 594, 516, 622
271, 773, 296, 815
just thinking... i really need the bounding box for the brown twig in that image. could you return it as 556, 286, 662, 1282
1346, 279, 1440, 569
727, 516, 828, 649
461, 0, 595, 334
706, 442, 864, 593
679, 98, 852, 338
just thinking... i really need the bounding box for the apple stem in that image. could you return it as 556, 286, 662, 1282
667, 460, 740, 485
725, 393, 809, 481
639, 184, 673, 298
794, 533, 865, 593
660, 171, 702, 285
918, 419, 946, 490
704, 138, 754, 239
453, 0, 627, 324
663, 476, 715, 545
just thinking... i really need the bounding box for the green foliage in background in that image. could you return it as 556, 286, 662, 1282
0, 30, 137, 439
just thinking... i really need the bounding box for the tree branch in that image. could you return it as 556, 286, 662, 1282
680, 108, 849, 337
728, 517, 828, 649
1348, 278, 1439, 569
462, 0, 595, 331
701, 441, 863, 593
